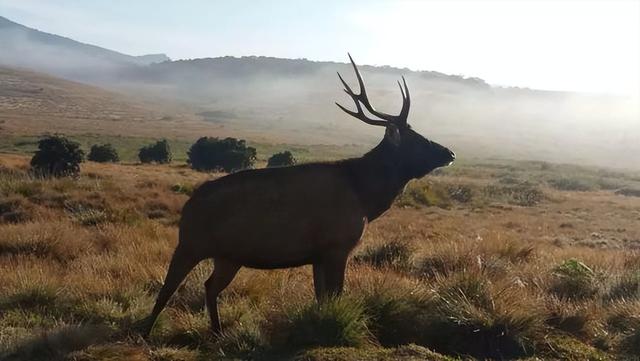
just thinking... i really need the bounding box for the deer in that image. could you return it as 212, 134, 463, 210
141, 54, 455, 336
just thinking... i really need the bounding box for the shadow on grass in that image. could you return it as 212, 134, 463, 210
2, 324, 113, 361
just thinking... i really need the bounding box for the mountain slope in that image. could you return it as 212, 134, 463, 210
1, 16, 637, 169
110, 56, 640, 169
0, 16, 169, 80
0, 66, 174, 136
0, 66, 340, 143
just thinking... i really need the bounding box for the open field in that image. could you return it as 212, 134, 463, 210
1, 152, 640, 360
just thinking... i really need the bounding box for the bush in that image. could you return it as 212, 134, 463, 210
30, 135, 84, 177
138, 139, 171, 164
88, 144, 119, 163
267, 151, 296, 168
397, 181, 451, 208
550, 259, 599, 300
187, 137, 256, 172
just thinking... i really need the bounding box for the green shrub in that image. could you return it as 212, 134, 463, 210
30, 135, 84, 177
286, 297, 371, 348
397, 182, 451, 208
139, 139, 172, 164
88, 144, 119, 163
267, 151, 296, 168
187, 137, 256, 172
550, 259, 599, 300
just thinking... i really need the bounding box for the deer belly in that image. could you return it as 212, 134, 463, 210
206, 209, 363, 269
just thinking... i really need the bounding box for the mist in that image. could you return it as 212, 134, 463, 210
98, 57, 638, 170
1, 14, 638, 170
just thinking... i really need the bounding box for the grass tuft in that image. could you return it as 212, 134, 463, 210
550, 259, 599, 300
286, 297, 371, 348
353, 241, 413, 271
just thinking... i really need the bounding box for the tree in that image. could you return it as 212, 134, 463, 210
267, 151, 296, 168
188, 137, 256, 172
139, 139, 172, 164
88, 143, 119, 163
30, 135, 84, 177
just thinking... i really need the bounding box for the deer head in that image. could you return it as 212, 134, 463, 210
336, 54, 455, 179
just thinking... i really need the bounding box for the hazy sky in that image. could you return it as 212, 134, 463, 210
1, 0, 638, 95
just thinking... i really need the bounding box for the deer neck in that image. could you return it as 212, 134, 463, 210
347, 140, 410, 221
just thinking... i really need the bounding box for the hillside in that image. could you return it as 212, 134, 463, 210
1, 16, 638, 169
0, 16, 169, 81
0, 66, 196, 137
110, 56, 640, 169
0, 66, 359, 145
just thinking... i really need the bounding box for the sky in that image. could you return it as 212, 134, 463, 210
0, 0, 639, 95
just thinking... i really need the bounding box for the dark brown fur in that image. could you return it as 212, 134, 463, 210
142, 56, 455, 336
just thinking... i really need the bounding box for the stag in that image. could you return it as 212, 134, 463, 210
141, 54, 455, 335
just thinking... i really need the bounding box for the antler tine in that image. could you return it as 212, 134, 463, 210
335, 102, 387, 127
397, 80, 405, 99
398, 76, 410, 121
336, 71, 388, 127
336, 54, 412, 127
346, 54, 398, 123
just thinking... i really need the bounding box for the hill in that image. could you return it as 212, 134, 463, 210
0, 66, 196, 137
1, 16, 638, 169
111, 56, 640, 169
0, 16, 169, 81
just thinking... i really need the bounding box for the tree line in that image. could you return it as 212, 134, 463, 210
29, 135, 297, 177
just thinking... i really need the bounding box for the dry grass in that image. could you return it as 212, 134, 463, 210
1, 153, 640, 360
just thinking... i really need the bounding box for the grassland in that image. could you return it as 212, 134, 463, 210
1, 152, 640, 360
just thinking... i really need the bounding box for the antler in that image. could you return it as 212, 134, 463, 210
335, 53, 411, 127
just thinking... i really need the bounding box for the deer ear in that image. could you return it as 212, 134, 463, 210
385, 124, 401, 147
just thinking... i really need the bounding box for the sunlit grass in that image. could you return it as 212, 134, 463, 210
1, 153, 639, 359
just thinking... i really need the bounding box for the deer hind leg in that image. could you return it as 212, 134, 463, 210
205, 258, 240, 334
141, 245, 200, 337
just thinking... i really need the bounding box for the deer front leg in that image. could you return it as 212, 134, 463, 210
314, 253, 349, 300
312, 262, 326, 300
